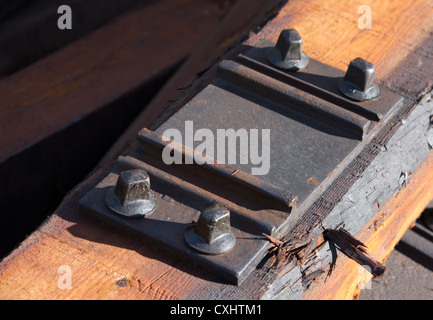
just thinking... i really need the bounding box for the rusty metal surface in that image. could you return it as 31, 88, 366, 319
79, 35, 404, 285
240, 40, 402, 121
157, 41, 404, 204
80, 156, 278, 285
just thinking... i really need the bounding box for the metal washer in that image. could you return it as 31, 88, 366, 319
105, 187, 157, 218
266, 47, 309, 71
338, 80, 381, 102
184, 226, 236, 255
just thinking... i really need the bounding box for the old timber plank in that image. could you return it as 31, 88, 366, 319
0, 0, 232, 257
0, 0, 230, 165
1, 0, 433, 300
0, 0, 151, 77
303, 141, 433, 300
263, 91, 433, 299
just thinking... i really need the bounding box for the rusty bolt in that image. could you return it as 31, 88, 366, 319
184, 204, 236, 255
338, 57, 381, 101
266, 29, 309, 71
105, 169, 157, 218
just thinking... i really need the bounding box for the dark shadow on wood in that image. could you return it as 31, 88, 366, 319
0, 0, 155, 77
0, 66, 176, 259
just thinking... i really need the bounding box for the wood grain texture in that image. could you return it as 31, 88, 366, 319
265, 91, 433, 299
1, 0, 433, 300
261, 0, 433, 101
0, 0, 233, 259
302, 147, 433, 300
255, 89, 433, 299
0, 0, 229, 164
100, 0, 433, 165
0, 0, 150, 77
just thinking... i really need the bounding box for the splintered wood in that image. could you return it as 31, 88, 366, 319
262, 233, 308, 268
324, 228, 386, 278
264, 228, 386, 278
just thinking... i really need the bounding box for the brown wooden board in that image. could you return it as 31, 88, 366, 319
0, 0, 233, 258
0, 0, 233, 165
1, 0, 433, 300
0, 0, 154, 77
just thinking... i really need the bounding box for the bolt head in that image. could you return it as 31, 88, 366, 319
114, 169, 150, 205
339, 57, 381, 101
276, 29, 303, 61
344, 58, 377, 92
266, 29, 309, 70
184, 204, 236, 255
195, 204, 231, 243
105, 169, 157, 218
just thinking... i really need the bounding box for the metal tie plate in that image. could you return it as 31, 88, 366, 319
79, 34, 404, 285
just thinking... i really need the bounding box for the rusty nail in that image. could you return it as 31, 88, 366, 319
338, 57, 381, 101
184, 204, 236, 255
266, 29, 309, 71
105, 169, 157, 218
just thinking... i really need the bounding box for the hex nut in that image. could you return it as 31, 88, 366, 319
266, 29, 309, 71
338, 57, 381, 101
185, 204, 236, 255
105, 169, 157, 218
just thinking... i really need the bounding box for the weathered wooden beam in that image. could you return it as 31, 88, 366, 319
0, 0, 153, 77
1, 0, 433, 300
0, 0, 233, 258
263, 90, 433, 299
0, 0, 232, 164
302, 142, 433, 300
324, 228, 386, 278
